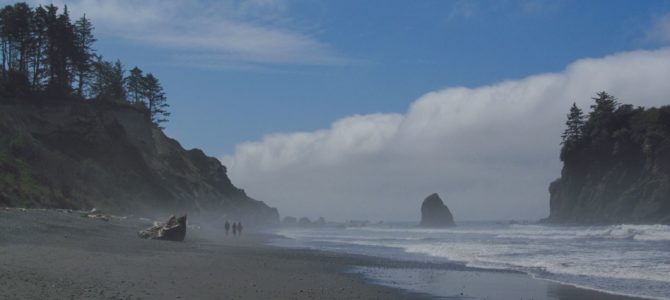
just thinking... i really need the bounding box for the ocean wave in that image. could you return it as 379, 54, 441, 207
497, 224, 670, 241
272, 223, 670, 297
400, 241, 670, 284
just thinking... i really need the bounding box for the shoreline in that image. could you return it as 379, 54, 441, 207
0, 208, 654, 300
268, 231, 653, 300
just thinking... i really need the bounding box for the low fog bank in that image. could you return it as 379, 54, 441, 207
222, 48, 670, 222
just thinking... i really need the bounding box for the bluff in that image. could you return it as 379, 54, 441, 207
547, 93, 670, 224
0, 99, 279, 226
420, 193, 455, 227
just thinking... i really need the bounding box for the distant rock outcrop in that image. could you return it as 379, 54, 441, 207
314, 217, 326, 226
420, 193, 455, 227
139, 215, 187, 241
282, 216, 297, 226
298, 217, 312, 226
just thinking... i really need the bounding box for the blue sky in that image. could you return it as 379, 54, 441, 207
12, 0, 670, 220
69, 0, 669, 155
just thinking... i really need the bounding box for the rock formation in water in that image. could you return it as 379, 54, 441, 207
547, 93, 670, 224
0, 100, 279, 226
420, 193, 455, 227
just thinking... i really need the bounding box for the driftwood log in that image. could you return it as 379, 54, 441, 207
138, 215, 187, 241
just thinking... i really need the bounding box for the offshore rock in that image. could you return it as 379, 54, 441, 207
420, 193, 455, 227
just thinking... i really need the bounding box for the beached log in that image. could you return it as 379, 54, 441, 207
81, 208, 110, 221
138, 215, 187, 241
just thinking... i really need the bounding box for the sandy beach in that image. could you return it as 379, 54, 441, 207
0, 208, 647, 300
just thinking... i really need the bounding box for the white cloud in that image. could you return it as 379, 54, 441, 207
15, 0, 345, 66
221, 48, 670, 222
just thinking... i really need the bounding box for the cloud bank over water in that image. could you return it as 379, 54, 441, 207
222, 48, 670, 222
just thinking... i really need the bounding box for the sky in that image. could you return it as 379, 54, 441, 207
7, 0, 670, 221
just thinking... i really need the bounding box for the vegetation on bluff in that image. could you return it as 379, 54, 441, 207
0, 2, 278, 225
549, 92, 670, 224
0, 2, 169, 128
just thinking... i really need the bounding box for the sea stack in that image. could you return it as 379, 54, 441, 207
420, 193, 455, 227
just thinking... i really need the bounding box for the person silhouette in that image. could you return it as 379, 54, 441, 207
224, 221, 230, 236
238, 222, 243, 236
232, 222, 238, 236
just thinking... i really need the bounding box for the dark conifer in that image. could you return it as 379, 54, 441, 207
73, 14, 95, 97
143, 73, 170, 128
91, 58, 126, 102
126, 66, 144, 104
0, 2, 169, 126
561, 102, 585, 145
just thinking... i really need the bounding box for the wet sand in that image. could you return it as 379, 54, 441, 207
0, 208, 647, 300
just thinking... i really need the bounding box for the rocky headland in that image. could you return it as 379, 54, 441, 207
547, 93, 670, 224
0, 99, 278, 226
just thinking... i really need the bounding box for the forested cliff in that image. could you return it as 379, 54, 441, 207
0, 99, 279, 225
0, 3, 279, 225
547, 92, 670, 224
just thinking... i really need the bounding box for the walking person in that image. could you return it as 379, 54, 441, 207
224, 221, 230, 236
232, 222, 238, 236
237, 222, 243, 236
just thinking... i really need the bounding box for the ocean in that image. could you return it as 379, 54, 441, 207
270, 222, 670, 299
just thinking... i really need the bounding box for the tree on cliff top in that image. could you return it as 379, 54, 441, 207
73, 14, 95, 97
91, 58, 125, 103
143, 73, 170, 129
126, 66, 143, 104
124, 66, 170, 128
562, 102, 585, 145
0, 2, 170, 128
560, 91, 670, 164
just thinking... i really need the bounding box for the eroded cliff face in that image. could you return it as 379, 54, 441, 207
548, 159, 670, 225
0, 100, 279, 226
547, 105, 670, 225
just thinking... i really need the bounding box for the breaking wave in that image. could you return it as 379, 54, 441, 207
273, 223, 670, 299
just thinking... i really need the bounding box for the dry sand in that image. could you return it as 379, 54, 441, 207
0, 208, 646, 300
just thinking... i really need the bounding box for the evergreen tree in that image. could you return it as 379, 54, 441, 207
0, 2, 169, 125
143, 73, 169, 128
585, 91, 620, 141
30, 5, 48, 88
11, 2, 32, 74
43, 4, 59, 92
125, 66, 144, 104
561, 102, 585, 145
42, 4, 76, 96
72, 14, 95, 97
1, 4, 15, 76
0, 3, 33, 92
590, 91, 619, 120
91, 57, 125, 102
